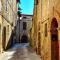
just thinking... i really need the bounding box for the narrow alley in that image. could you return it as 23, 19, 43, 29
0, 0, 60, 60
0, 43, 41, 60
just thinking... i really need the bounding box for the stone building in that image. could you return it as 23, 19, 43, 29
31, 0, 60, 60
0, 0, 17, 52
19, 14, 32, 43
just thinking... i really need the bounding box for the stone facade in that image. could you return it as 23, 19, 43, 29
19, 14, 32, 43
31, 0, 60, 60
0, 0, 17, 52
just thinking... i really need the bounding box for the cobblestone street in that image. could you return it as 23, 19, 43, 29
0, 43, 41, 60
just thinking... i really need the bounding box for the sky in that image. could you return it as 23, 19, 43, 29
20, 0, 34, 15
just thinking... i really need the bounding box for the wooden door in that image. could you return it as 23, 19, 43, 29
51, 18, 59, 60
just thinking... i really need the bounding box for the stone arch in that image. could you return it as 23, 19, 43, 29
50, 17, 59, 60
2, 27, 6, 50
21, 34, 28, 43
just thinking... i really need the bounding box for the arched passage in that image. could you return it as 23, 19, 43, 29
21, 35, 28, 43
51, 18, 59, 60
2, 27, 6, 50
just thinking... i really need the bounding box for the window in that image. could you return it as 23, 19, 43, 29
23, 22, 27, 30
23, 17, 27, 19
45, 23, 47, 37
7, 25, 9, 35
36, 0, 38, 5
38, 32, 41, 41
6, 0, 8, 11
38, 22, 40, 30
35, 0, 38, 5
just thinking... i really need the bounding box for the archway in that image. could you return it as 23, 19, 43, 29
21, 35, 28, 43
51, 18, 59, 60
2, 27, 6, 50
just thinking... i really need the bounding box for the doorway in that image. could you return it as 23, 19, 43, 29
51, 18, 59, 60
21, 35, 28, 43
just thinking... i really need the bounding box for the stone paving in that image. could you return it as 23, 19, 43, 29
0, 43, 41, 60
